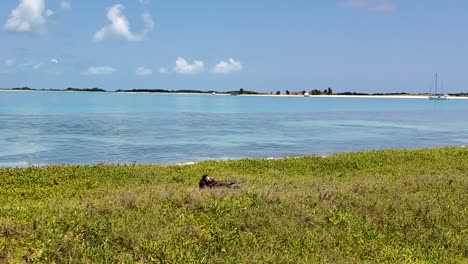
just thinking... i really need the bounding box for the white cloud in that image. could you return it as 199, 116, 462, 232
33, 62, 43, 69
1, 58, 64, 75
1, 58, 62, 74
60, 1, 71, 10
94, 5, 139, 41
45, 9, 54, 17
158, 67, 168, 74
174, 57, 204, 75
4, 59, 15, 67
213, 58, 243, 74
94, 4, 154, 42
142, 11, 155, 35
340, 0, 396, 12
31, 58, 58, 70
139, 0, 150, 4
136, 66, 153, 76
84, 66, 116, 75
3, 0, 51, 34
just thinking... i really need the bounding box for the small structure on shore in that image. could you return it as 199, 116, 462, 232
199, 174, 236, 189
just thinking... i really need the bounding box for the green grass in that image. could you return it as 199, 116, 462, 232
1, 147, 467, 263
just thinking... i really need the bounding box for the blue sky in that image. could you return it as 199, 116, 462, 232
1, 0, 468, 93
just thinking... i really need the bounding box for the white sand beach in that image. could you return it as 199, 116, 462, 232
236, 94, 468, 100
1, 89, 467, 100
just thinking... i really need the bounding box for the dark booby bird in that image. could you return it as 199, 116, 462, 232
199, 174, 236, 189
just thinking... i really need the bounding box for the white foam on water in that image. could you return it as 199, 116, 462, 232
0, 161, 29, 167
0, 161, 47, 168
175, 161, 197, 166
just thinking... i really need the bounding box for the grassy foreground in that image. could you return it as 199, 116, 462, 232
1, 148, 467, 263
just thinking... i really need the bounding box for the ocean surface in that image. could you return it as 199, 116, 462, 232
1, 91, 467, 166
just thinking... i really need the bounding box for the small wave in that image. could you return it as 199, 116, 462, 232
175, 161, 198, 166
0, 161, 47, 168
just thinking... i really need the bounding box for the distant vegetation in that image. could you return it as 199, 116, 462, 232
1, 87, 467, 97
116, 89, 216, 94
227, 88, 259, 95
448, 92, 468, 97
310, 87, 334, 95
336, 91, 370, 96
0, 147, 467, 263
117, 88, 260, 95
65, 87, 106, 92
1, 87, 106, 92
10, 87, 34, 91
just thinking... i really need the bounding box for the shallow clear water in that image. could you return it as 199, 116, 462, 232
1, 91, 467, 166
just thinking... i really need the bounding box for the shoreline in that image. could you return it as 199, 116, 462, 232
236, 94, 468, 100
0, 89, 468, 100
1, 89, 468, 99
1, 146, 465, 169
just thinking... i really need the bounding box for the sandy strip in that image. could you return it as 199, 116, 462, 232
237, 94, 468, 100
1, 89, 467, 99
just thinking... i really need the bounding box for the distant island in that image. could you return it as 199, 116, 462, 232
64, 87, 106, 92
115, 88, 260, 95
0, 87, 106, 92
1, 87, 467, 97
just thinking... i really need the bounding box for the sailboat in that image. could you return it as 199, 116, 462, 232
428, 73, 448, 100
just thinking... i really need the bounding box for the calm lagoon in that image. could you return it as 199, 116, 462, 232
1, 91, 467, 166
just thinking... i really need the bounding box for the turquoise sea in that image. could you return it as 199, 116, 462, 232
1, 91, 467, 166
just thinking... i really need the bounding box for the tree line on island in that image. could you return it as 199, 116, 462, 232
115, 88, 260, 95
2, 87, 106, 92
2, 87, 468, 97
